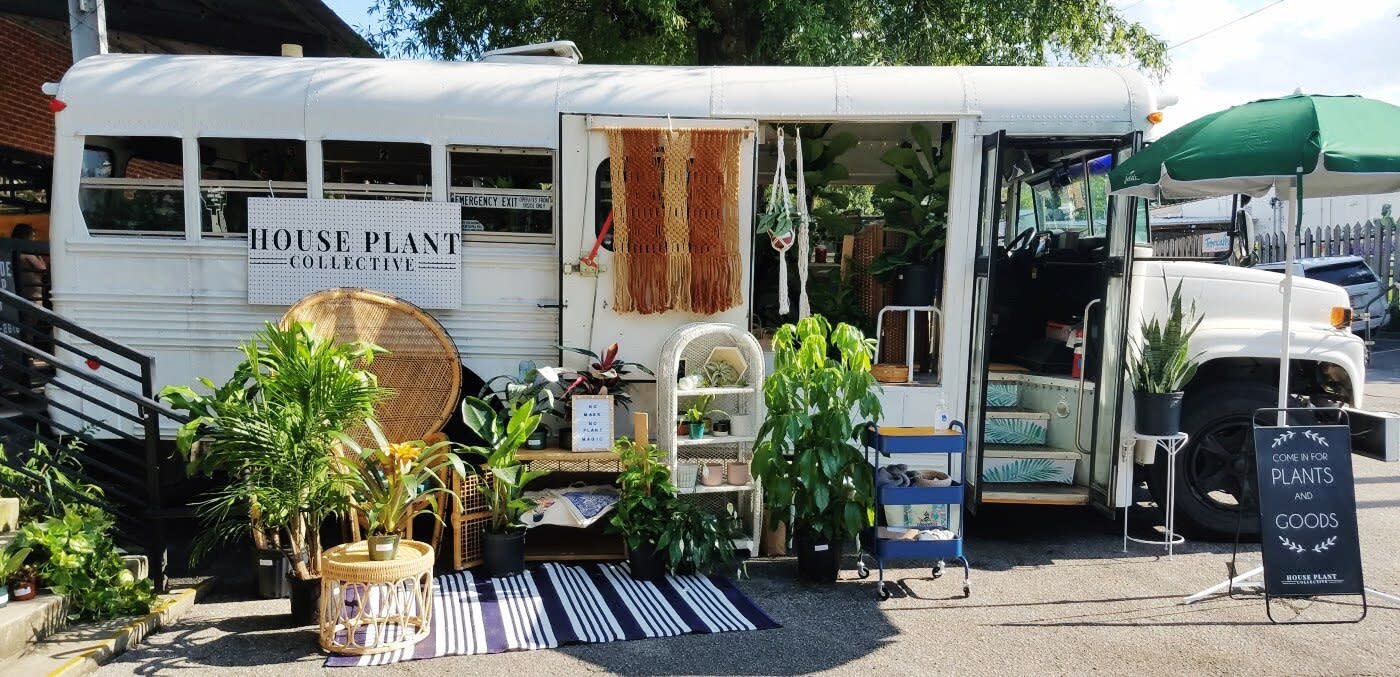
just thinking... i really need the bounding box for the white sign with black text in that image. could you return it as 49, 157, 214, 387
247, 198, 463, 309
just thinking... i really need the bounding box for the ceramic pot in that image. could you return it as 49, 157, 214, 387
8, 573, 35, 602
688, 422, 706, 439
525, 429, 548, 450
368, 534, 400, 561
1134, 391, 1184, 437
699, 463, 725, 486
0, 583, 7, 608
287, 574, 320, 626
895, 262, 938, 306
726, 461, 750, 486
483, 530, 527, 578
558, 427, 573, 450
729, 414, 755, 437
628, 541, 667, 581
677, 419, 690, 436
674, 463, 699, 490
712, 419, 731, 437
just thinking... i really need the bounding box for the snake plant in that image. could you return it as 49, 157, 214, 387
1128, 279, 1203, 394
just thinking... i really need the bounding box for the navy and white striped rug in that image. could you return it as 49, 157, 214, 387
325, 562, 780, 667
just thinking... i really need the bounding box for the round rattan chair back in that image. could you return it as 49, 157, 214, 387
281, 288, 461, 445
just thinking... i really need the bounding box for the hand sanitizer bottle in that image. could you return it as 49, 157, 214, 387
934, 397, 951, 432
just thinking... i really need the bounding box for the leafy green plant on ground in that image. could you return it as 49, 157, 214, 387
0, 436, 103, 521
609, 437, 676, 551
7, 505, 154, 621
752, 315, 882, 546
658, 502, 741, 576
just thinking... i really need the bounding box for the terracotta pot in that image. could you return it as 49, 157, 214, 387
699, 463, 725, 486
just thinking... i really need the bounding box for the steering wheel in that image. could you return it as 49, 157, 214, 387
1006, 227, 1037, 253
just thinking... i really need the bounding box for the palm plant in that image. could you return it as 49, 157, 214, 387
337, 419, 465, 538
162, 322, 386, 580
1129, 279, 1204, 394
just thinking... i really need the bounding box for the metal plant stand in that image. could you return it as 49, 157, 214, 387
1123, 432, 1189, 558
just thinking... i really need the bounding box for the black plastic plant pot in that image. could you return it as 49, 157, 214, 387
287, 574, 321, 626
1135, 391, 1184, 437
895, 263, 938, 306
794, 535, 842, 584
255, 548, 292, 599
483, 530, 528, 578
628, 541, 668, 582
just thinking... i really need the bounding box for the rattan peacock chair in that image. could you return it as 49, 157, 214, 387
281, 288, 463, 553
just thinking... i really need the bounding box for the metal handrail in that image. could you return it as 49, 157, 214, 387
1075, 298, 1102, 454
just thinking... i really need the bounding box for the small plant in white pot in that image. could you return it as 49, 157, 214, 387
1129, 280, 1203, 438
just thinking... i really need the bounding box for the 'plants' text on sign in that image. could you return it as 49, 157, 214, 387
1252, 422, 1364, 598
247, 198, 463, 309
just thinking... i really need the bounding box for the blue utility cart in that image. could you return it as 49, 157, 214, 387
859, 423, 970, 600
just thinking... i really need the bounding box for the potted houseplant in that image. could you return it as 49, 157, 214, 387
752, 315, 882, 583
555, 343, 654, 448
609, 436, 677, 581
162, 322, 384, 624
480, 359, 561, 448
461, 397, 550, 578
338, 419, 465, 561
0, 548, 31, 607
7, 563, 36, 602
1129, 280, 1204, 438
868, 124, 952, 306
682, 394, 725, 440
658, 502, 741, 576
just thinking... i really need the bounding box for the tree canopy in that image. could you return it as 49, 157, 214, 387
367, 0, 1168, 75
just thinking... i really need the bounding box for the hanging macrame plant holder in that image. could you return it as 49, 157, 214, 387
759, 127, 812, 316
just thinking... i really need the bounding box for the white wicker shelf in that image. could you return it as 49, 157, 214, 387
659, 323, 767, 551
680, 483, 756, 495
675, 435, 758, 447
677, 386, 757, 397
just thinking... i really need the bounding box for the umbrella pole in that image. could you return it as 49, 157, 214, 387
1277, 174, 1303, 423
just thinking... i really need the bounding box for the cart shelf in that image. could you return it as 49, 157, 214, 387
862, 422, 970, 599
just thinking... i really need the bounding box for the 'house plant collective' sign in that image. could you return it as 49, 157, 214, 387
247, 198, 463, 309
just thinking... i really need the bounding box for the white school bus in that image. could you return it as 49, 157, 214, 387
44, 46, 1366, 539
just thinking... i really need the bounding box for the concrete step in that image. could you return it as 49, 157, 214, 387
0, 593, 67, 663
2, 582, 207, 677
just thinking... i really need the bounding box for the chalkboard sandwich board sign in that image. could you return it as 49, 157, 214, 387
1253, 414, 1364, 603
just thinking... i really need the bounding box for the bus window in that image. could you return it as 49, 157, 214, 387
199, 138, 307, 236
448, 147, 553, 238
79, 136, 184, 236
1016, 182, 1037, 233
323, 141, 430, 201
1086, 154, 1111, 235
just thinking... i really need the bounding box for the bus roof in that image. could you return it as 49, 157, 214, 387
55, 54, 1160, 147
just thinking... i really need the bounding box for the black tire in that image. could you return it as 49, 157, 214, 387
1148, 380, 1274, 541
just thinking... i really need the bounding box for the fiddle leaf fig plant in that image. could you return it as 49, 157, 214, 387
869, 123, 952, 279
751, 315, 882, 546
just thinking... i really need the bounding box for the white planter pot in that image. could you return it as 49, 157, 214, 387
730, 414, 755, 437
674, 463, 699, 489
1134, 440, 1157, 465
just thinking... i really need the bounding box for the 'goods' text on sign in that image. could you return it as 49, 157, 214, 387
247, 198, 463, 309
1253, 422, 1364, 598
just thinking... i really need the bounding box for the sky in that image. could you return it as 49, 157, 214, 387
324, 0, 1400, 135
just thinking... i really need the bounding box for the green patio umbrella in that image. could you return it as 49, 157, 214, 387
1109, 94, 1400, 410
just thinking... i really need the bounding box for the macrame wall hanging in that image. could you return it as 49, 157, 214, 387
605, 127, 744, 315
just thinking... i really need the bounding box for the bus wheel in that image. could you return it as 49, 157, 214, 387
1147, 381, 1273, 542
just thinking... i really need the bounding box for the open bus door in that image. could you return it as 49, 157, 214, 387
1086, 131, 1143, 511
964, 131, 1006, 510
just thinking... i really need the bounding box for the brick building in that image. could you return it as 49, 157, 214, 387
0, 1, 373, 236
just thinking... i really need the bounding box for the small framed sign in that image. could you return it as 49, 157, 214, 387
570, 395, 615, 452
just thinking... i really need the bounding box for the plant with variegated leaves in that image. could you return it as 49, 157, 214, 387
1129, 278, 1204, 394
337, 419, 466, 537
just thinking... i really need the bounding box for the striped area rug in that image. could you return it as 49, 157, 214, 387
326, 562, 780, 667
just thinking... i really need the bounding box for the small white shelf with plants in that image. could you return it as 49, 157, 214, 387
675, 435, 758, 447
659, 323, 766, 550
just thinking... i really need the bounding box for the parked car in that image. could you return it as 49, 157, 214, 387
1255, 256, 1389, 333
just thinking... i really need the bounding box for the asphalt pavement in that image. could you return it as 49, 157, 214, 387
96, 345, 1400, 676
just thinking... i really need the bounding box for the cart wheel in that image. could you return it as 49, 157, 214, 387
877, 584, 890, 601
963, 582, 971, 598
932, 561, 945, 578
856, 562, 870, 579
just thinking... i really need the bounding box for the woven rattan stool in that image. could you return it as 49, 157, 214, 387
319, 540, 434, 655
